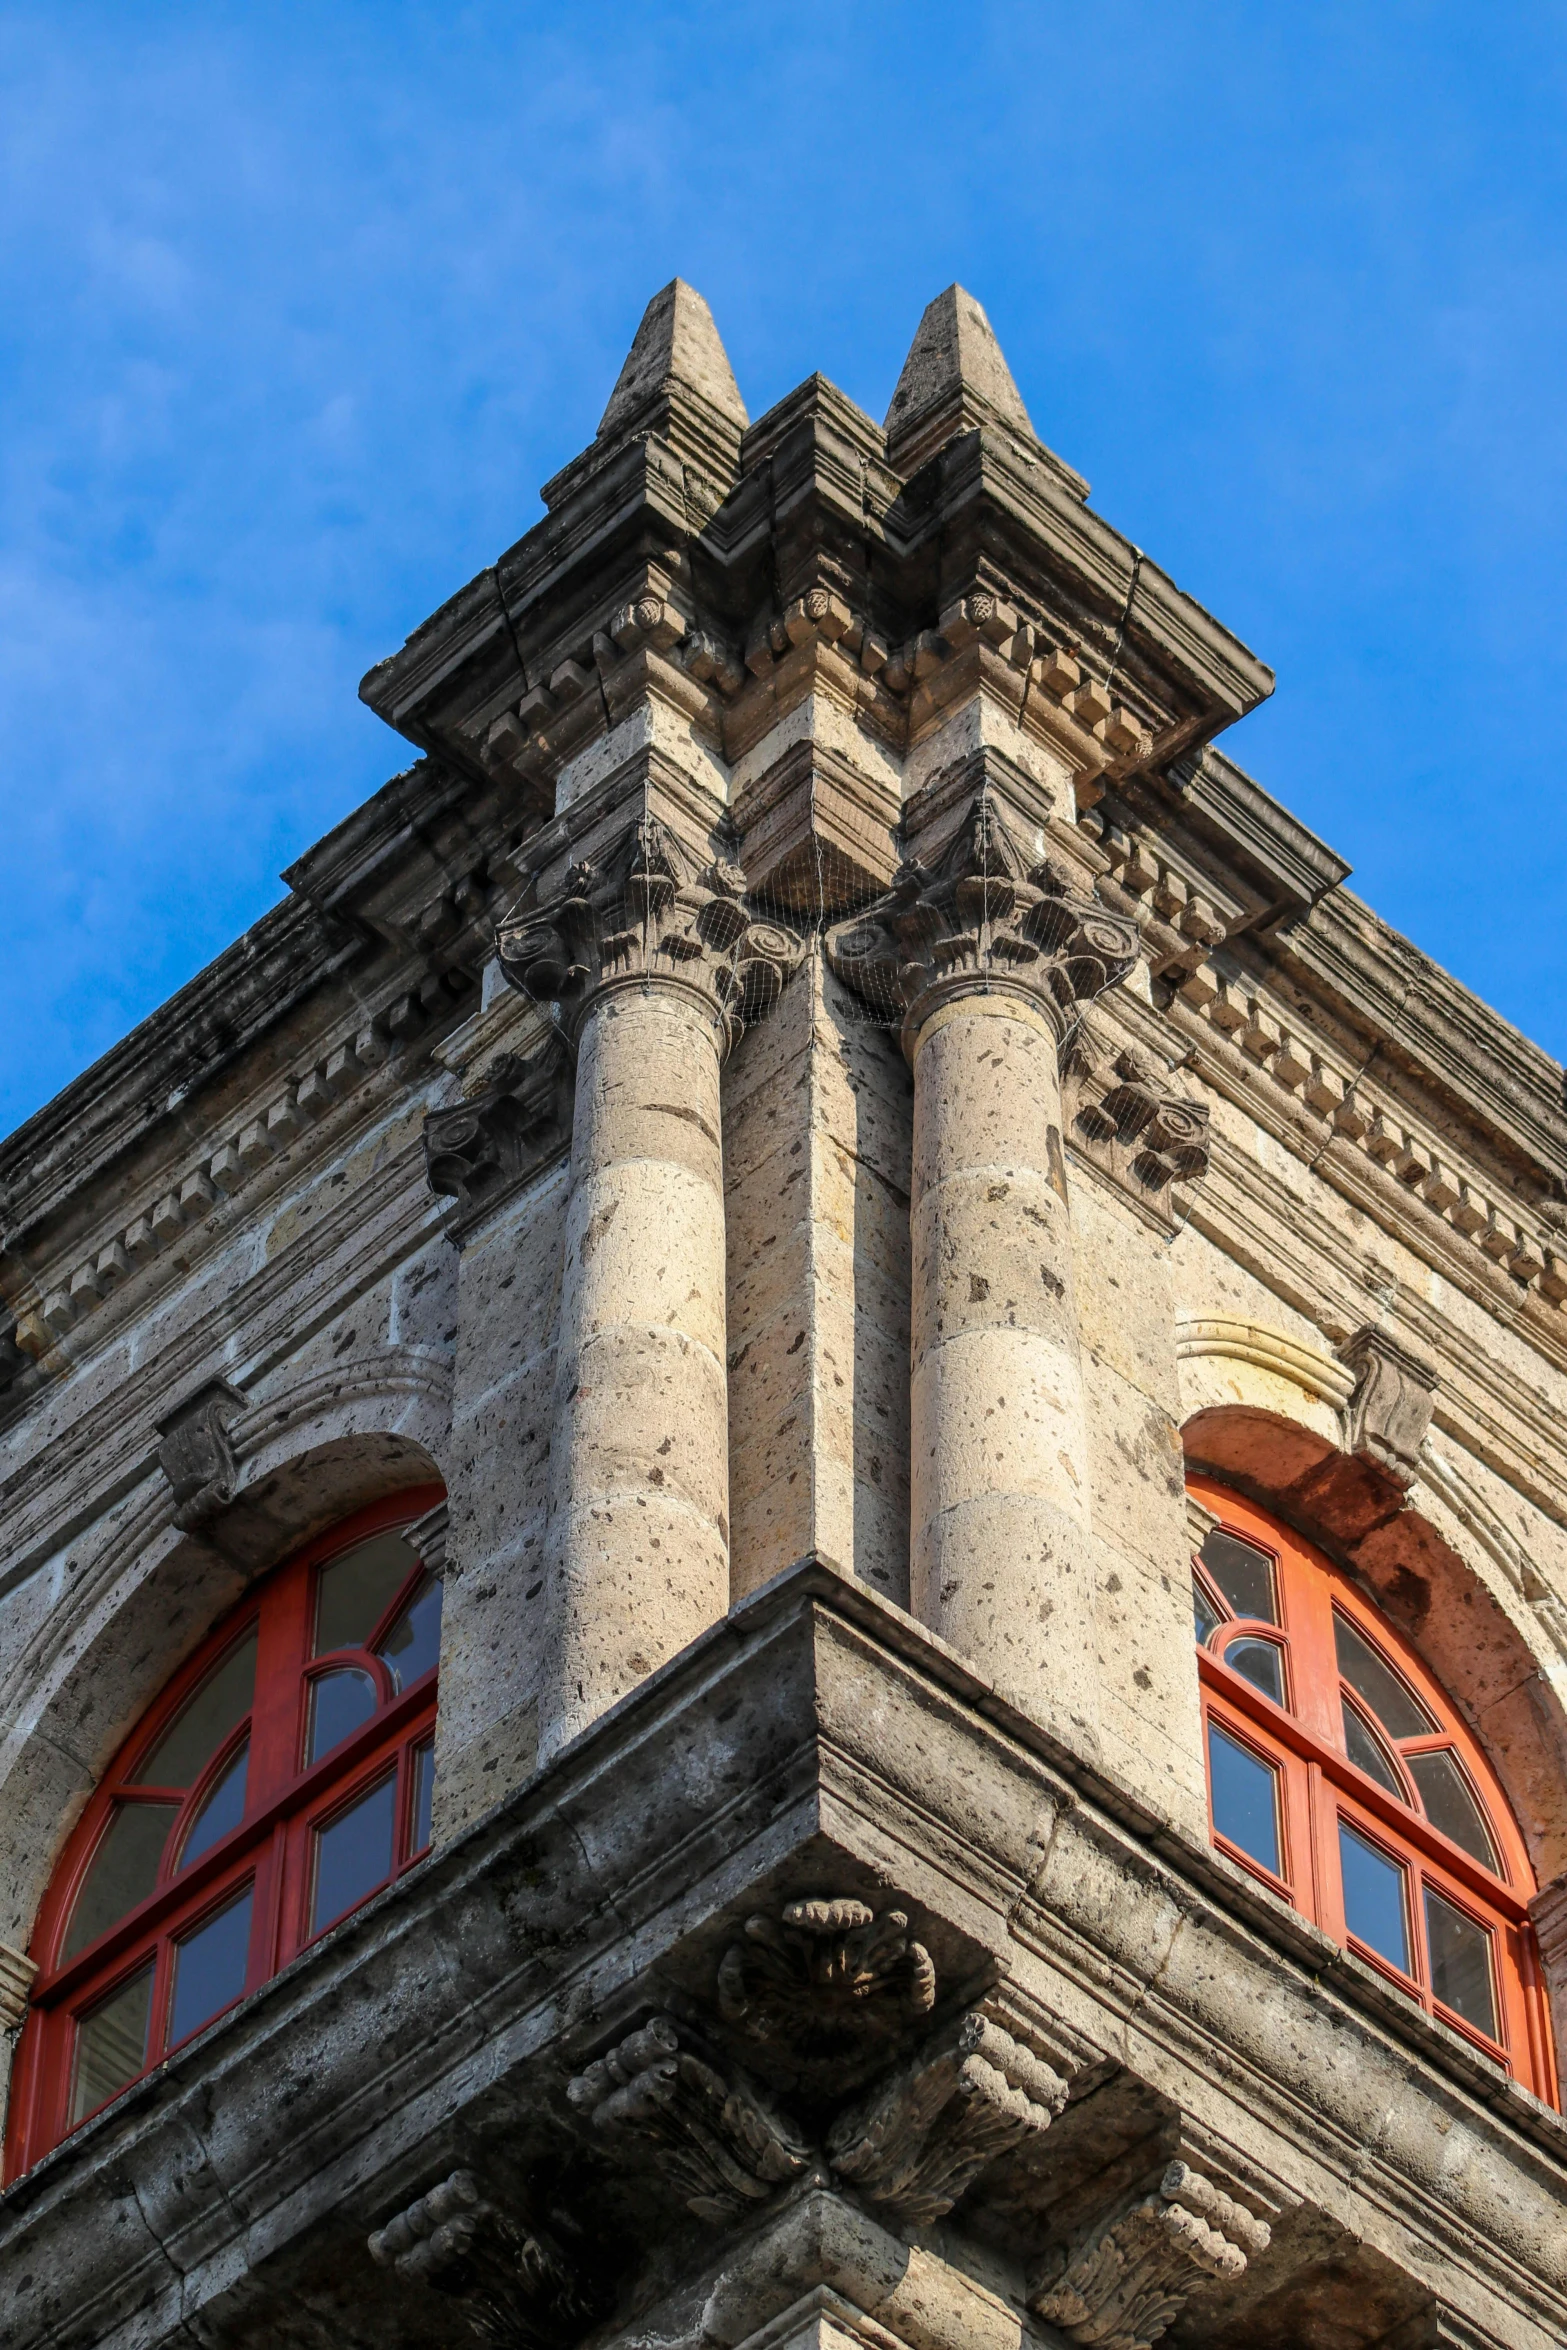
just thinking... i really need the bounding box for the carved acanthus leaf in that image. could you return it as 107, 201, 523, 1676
716, 1896, 936, 2081
496, 817, 801, 1055
367, 2169, 600, 2350
1030, 2161, 1271, 2350
827, 2009, 1068, 2226
1340, 1324, 1438, 1487
566, 2016, 810, 2224
826, 791, 1139, 1053
156, 1378, 246, 1531
424, 1035, 572, 1234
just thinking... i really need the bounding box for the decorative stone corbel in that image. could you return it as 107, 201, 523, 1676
1066, 1040, 1212, 1220
566, 2016, 810, 2223
1339, 1325, 1438, 1488
368, 2169, 598, 2350
406, 1499, 450, 1582
827, 2008, 1068, 2226
1030, 2161, 1271, 2350
156, 1377, 246, 1531
0, 1938, 37, 2032
424, 1034, 573, 1237
715, 1896, 936, 2081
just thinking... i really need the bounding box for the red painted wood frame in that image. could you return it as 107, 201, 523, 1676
4, 1487, 445, 2182
1190, 1475, 1557, 2104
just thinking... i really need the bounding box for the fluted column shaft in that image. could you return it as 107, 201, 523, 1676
540, 979, 731, 1762
908, 988, 1096, 1728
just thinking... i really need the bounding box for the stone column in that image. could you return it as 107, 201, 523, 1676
499, 819, 798, 1762
830, 794, 1137, 1736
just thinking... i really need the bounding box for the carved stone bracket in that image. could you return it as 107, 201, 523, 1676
1030, 2160, 1271, 2350
1065, 1039, 1211, 1219
715, 1896, 936, 2085
406, 1499, 450, 1582
367, 2169, 599, 2350
1339, 1325, 1438, 1487
566, 2015, 810, 2224
424, 1034, 572, 1237
496, 815, 802, 1058
826, 790, 1139, 1057
0, 1938, 37, 2033
155, 1377, 246, 1531
827, 2008, 1068, 2226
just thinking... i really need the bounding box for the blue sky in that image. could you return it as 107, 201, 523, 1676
2, 2, 1564, 1136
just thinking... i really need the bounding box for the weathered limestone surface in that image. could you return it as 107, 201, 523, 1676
4, 276, 1567, 2349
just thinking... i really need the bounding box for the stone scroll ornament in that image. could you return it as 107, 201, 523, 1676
424, 1034, 573, 1233
1029, 2162, 1271, 2350
368, 2169, 603, 2350
495, 815, 801, 1054
826, 791, 1141, 1053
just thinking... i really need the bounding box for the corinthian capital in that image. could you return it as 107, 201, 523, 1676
495, 815, 800, 1056
826, 791, 1139, 1056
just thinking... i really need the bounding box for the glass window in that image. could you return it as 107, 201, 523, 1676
131, 1630, 257, 1788
169, 1887, 253, 2048
63, 1802, 179, 1961
179, 1743, 248, 1869
71, 1965, 154, 2125
1224, 1636, 1286, 1707
1192, 1574, 1222, 1645
1341, 1699, 1405, 1797
315, 1534, 420, 1656
1424, 1889, 1497, 2038
1409, 1751, 1500, 1875
307, 1667, 379, 1765
1199, 1530, 1277, 1624
1208, 1723, 1282, 1876
14, 1493, 446, 2181
1334, 1615, 1433, 1740
311, 1776, 397, 1936
376, 1574, 442, 1691
1339, 1822, 1410, 1974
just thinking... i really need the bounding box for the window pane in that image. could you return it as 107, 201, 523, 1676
71, 1964, 153, 2124
1342, 1698, 1405, 1797
310, 1776, 397, 1935
411, 1743, 435, 1857
178, 1742, 248, 1870
1207, 1723, 1282, 1876
1424, 1888, 1498, 2038
1224, 1636, 1286, 1707
307, 1667, 379, 1765
1193, 1575, 1223, 1645
1199, 1530, 1277, 1624
315, 1533, 419, 1656
1409, 1750, 1501, 1874
169, 1886, 253, 2047
131, 1629, 257, 1788
1333, 1615, 1433, 1740
63, 1802, 179, 1960
1339, 1822, 1411, 1973
375, 1574, 442, 1692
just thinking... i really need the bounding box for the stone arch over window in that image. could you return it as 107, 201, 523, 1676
3, 1485, 444, 2181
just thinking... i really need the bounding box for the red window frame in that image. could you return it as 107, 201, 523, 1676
4, 1488, 444, 2182
1191, 1474, 1557, 2104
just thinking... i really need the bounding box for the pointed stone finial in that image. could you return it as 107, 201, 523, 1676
598, 279, 748, 440
884, 286, 1087, 494
544, 279, 748, 515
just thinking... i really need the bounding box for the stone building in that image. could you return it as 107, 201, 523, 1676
2, 280, 1566, 2349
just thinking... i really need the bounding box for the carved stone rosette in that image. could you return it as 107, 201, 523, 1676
1030, 2160, 1271, 2350
826, 791, 1139, 1057
566, 2015, 810, 2224
496, 816, 800, 1057
367, 2169, 599, 2350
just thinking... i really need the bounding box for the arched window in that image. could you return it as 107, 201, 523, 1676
1190, 1475, 1556, 2102
4, 1491, 445, 2180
